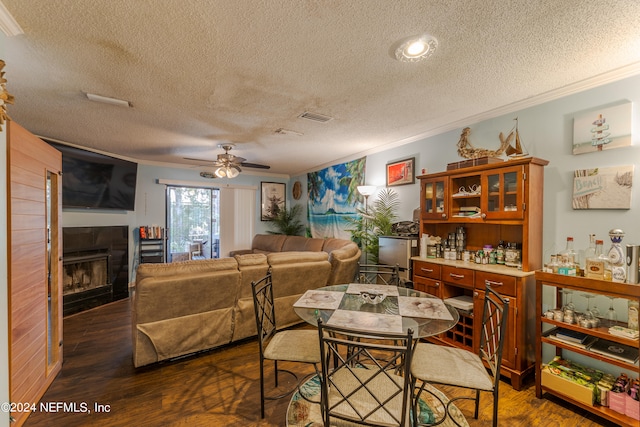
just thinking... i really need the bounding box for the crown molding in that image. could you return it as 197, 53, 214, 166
0, 2, 23, 37
294, 62, 640, 176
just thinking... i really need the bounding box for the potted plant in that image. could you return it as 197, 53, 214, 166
346, 188, 399, 263
267, 204, 305, 236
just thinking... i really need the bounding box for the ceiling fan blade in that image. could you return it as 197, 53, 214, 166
184, 156, 214, 163
240, 162, 270, 169
184, 157, 226, 168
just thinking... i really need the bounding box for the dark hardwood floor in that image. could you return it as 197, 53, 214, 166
23, 298, 618, 427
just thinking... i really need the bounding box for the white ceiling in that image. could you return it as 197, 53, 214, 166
3, 0, 640, 176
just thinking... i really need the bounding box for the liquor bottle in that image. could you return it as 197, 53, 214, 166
585, 240, 611, 280
608, 229, 626, 283
581, 234, 596, 277
557, 254, 577, 276
545, 254, 558, 273
558, 237, 578, 276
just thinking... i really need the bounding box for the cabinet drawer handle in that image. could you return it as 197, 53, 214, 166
435, 282, 440, 287
421, 268, 434, 273
485, 279, 504, 287
449, 273, 465, 280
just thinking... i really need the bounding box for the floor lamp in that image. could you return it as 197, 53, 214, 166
357, 185, 377, 264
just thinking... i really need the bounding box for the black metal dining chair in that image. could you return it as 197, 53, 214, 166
410, 284, 509, 426
317, 319, 415, 426
251, 271, 321, 418
356, 263, 413, 288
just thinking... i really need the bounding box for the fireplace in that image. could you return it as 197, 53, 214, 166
63, 226, 129, 316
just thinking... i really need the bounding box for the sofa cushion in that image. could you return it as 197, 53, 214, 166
252, 234, 287, 253
267, 251, 329, 265
136, 257, 238, 281
234, 252, 268, 267
281, 235, 325, 252
322, 237, 353, 253
135, 261, 240, 325
268, 251, 332, 329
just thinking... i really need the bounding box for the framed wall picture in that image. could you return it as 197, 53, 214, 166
261, 182, 286, 221
386, 157, 415, 187
572, 165, 633, 209
572, 102, 632, 155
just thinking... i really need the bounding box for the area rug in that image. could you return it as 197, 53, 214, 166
286, 375, 469, 426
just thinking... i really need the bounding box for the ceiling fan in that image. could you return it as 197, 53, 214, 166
185, 143, 270, 178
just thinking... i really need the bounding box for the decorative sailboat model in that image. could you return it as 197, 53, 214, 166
453, 117, 528, 166
501, 117, 528, 158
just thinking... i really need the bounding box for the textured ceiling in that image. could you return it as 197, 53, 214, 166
2, 0, 640, 176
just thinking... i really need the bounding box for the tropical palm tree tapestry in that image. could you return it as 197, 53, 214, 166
307, 157, 366, 239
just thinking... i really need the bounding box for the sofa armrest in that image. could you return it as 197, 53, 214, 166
326, 243, 361, 286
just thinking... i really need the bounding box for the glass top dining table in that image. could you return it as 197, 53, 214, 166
293, 283, 460, 338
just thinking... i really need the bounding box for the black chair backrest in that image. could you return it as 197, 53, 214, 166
317, 319, 415, 426
479, 283, 510, 380
251, 270, 275, 356
356, 263, 401, 286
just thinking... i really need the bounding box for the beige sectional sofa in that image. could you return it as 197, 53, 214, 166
230, 234, 361, 286
132, 235, 360, 367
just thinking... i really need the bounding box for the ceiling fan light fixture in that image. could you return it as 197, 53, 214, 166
214, 165, 240, 178
394, 34, 438, 63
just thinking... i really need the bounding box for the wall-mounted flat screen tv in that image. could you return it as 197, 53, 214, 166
46, 141, 138, 211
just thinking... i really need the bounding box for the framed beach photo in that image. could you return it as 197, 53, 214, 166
261, 182, 285, 221
386, 157, 415, 187
572, 165, 633, 209
572, 102, 632, 155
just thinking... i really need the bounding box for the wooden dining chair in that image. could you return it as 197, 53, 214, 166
317, 319, 415, 426
251, 271, 321, 418
410, 284, 509, 427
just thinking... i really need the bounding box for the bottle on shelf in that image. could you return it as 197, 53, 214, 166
585, 239, 612, 280
544, 254, 559, 273
496, 240, 505, 265
629, 300, 639, 331
557, 254, 577, 276
608, 229, 626, 283
581, 233, 596, 277
558, 237, 578, 276
505, 242, 522, 268
560, 237, 580, 276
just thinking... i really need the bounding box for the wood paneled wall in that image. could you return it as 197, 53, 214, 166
7, 121, 62, 427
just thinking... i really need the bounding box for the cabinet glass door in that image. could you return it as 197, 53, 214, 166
422, 178, 447, 220
483, 166, 524, 219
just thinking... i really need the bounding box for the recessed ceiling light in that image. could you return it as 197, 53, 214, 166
394, 34, 438, 63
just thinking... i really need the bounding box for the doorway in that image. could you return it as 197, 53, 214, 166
166, 186, 220, 262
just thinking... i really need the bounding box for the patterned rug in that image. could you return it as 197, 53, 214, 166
286, 375, 469, 426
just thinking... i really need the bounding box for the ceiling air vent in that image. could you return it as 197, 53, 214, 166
298, 111, 333, 123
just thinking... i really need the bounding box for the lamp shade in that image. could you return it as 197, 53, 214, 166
357, 185, 377, 197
